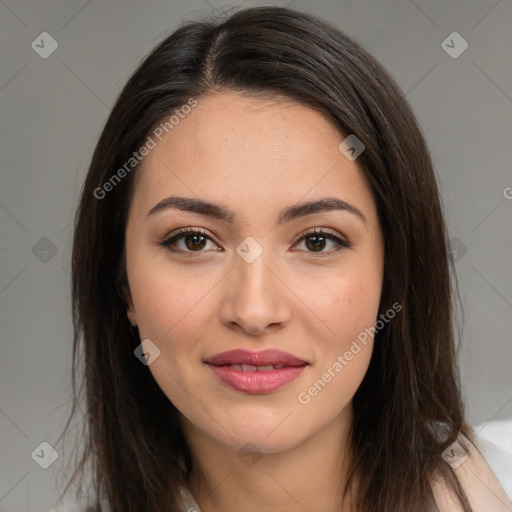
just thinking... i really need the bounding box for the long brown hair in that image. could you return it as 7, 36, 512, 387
56, 6, 477, 511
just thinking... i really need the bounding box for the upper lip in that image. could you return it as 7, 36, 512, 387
204, 349, 308, 367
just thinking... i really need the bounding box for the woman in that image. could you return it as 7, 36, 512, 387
55, 6, 512, 512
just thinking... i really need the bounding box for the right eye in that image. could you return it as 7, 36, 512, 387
159, 227, 220, 254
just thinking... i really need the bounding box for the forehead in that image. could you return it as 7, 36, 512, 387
131, 91, 376, 224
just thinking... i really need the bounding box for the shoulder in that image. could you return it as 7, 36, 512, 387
429, 429, 512, 512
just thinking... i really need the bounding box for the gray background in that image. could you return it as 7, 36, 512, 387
1, 0, 511, 510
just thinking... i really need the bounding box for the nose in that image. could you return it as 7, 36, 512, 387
219, 247, 292, 336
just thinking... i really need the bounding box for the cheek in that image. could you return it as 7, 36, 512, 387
129, 259, 218, 342
129, 265, 214, 408
305, 268, 382, 342
296, 278, 378, 413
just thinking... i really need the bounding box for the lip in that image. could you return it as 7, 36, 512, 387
204, 349, 308, 367
204, 349, 309, 394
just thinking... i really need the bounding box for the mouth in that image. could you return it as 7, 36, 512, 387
212, 363, 292, 371
204, 349, 309, 394
204, 348, 308, 367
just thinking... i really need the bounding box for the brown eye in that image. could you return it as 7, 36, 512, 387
159, 227, 351, 256
182, 232, 208, 251
294, 228, 351, 254
159, 228, 217, 253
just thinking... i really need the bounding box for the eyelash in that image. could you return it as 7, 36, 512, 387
158, 227, 352, 256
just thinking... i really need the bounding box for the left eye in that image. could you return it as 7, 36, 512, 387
159, 228, 351, 254
293, 228, 351, 253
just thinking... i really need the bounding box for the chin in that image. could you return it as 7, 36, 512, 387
223, 429, 305, 454
180, 404, 303, 449
209, 411, 311, 453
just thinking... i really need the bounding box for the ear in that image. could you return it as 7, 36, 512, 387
123, 284, 138, 326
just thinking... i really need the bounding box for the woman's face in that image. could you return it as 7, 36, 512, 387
123, 91, 385, 453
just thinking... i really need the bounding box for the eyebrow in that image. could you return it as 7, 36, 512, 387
146, 195, 367, 226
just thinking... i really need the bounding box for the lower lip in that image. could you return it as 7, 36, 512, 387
207, 364, 307, 394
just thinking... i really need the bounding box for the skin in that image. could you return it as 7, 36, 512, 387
123, 90, 385, 512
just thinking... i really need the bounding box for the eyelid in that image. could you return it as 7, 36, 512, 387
158, 226, 219, 252
292, 226, 348, 245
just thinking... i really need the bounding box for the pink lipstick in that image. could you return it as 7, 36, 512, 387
204, 349, 309, 394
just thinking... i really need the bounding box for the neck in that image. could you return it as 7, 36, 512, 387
180, 403, 359, 512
